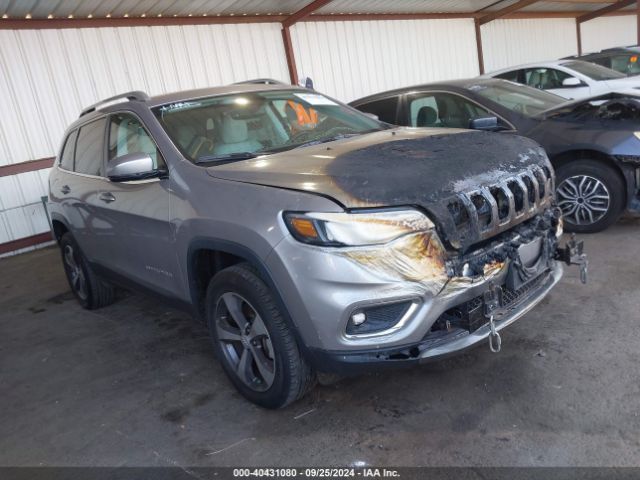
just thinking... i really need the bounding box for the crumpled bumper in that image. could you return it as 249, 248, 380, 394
305, 261, 563, 374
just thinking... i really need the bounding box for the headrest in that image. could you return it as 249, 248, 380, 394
417, 106, 438, 126
177, 125, 197, 148
221, 116, 249, 144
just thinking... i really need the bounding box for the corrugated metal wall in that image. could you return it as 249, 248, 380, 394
289, 19, 480, 102
481, 18, 579, 73
580, 15, 638, 54
0, 23, 289, 251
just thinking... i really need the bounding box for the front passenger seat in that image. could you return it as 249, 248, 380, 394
416, 106, 439, 127
528, 71, 544, 89
213, 116, 262, 155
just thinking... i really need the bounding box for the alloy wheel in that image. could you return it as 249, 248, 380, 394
63, 245, 88, 300
214, 292, 276, 392
557, 175, 610, 226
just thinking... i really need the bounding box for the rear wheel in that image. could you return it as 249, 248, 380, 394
555, 159, 624, 233
206, 263, 316, 408
59, 233, 115, 309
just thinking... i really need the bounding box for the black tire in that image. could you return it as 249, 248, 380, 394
206, 263, 316, 409
59, 233, 115, 309
555, 159, 625, 233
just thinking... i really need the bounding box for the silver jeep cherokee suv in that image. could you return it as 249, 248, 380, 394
48, 84, 585, 408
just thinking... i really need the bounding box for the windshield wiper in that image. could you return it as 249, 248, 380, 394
294, 133, 362, 150
195, 152, 260, 164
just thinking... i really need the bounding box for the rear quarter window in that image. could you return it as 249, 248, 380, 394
496, 70, 522, 83
354, 97, 399, 124
59, 130, 78, 171
74, 119, 107, 176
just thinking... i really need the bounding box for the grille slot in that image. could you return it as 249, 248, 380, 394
507, 180, 524, 213
521, 174, 536, 206
490, 187, 510, 221
471, 194, 492, 228
448, 199, 470, 228
533, 168, 546, 198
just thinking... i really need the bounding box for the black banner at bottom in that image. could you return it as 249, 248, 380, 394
1, 467, 640, 480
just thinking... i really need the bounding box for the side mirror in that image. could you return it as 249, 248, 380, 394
107, 152, 159, 182
562, 77, 582, 87
362, 112, 379, 121
469, 116, 500, 131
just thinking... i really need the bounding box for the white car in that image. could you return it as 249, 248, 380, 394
483, 59, 640, 100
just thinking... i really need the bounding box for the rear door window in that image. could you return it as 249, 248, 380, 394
74, 119, 107, 176
355, 97, 399, 124
59, 130, 78, 171
407, 92, 492, 129
524, 68, 572, 90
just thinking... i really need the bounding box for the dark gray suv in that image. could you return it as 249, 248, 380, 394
48, 84, 585, 408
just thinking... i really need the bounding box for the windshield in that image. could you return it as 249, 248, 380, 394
469, 81, 565, 117
561, 60, 626, 80
153, 89, 385, 163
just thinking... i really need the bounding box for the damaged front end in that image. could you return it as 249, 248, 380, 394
431, 207, 587, 355
318, 205, 588, 369
311, 174, 588, 361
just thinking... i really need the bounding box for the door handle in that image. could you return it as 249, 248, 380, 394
60, 185, 71, 195
99, 192, 116, 204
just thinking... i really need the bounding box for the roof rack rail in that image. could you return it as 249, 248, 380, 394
233, 78, 289, 85
601, 47, 628, 52
79, 91, 150, 117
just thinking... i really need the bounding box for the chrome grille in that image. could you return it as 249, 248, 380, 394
451, 166, 554, 242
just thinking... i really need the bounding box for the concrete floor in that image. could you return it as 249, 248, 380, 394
1, 220, 639, 468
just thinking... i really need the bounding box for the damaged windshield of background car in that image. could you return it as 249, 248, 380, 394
153, 90, 385, 163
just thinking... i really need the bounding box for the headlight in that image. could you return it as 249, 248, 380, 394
635, 132, 640, 141
283, 209, 435, 247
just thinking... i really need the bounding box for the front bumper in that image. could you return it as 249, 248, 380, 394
304, 260, 562, 374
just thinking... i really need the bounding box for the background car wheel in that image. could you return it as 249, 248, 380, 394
206, 263, 316, 409
59, 233, 115, 309
555, 159, 625, 233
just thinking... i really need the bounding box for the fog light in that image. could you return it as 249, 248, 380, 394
346, 300, 415, 336
351, 312, 366, 325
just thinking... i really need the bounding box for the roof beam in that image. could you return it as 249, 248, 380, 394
1, 8, 638, 30
281, 25, 299, 85
577, 0, 636, 23
478, 0, 542, 25
0, 15, 288, 29
282, 0, 333, 28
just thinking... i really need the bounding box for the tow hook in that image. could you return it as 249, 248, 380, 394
483, 282, 502, 353
555, 233, 588, 284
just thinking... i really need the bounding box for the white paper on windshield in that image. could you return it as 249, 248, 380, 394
294, 93, 338, 106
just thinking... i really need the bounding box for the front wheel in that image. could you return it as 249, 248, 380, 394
206, 264, 316, 409
555, 159, 625, 233
59, 233, 115, 309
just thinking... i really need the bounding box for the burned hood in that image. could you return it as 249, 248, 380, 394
208, 128, 554, 249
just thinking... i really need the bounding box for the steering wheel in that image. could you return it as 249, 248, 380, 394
288, 129, 317, 145
191, 136, 215, 159
322, 126, 358, 138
